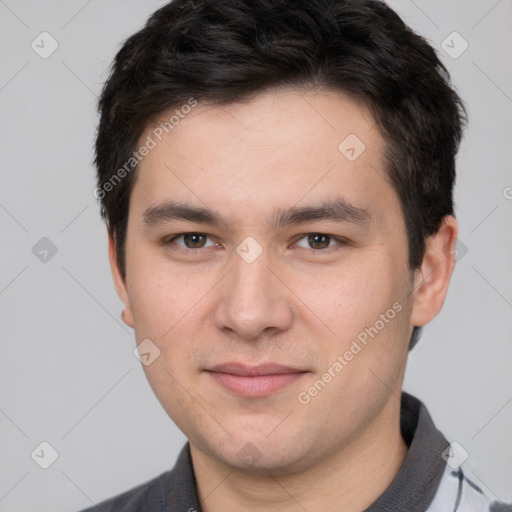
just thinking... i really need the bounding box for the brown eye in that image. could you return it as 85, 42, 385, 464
307, 233, 331, 249
182, 233, 208, 248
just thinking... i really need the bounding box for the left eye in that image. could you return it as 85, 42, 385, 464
294, 233, 344, 251
166, 233, 217, 249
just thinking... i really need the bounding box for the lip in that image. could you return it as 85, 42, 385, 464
205, 363, 308, 397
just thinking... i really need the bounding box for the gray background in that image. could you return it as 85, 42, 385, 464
0, 1, 511, 510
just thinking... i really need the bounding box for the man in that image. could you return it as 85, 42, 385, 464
84, 0, 511, 510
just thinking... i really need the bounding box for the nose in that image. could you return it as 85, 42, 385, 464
214, 249, 294, 340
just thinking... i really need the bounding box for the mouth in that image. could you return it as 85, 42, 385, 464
205, 363, 309, 397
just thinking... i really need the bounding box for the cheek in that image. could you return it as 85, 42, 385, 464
128, 265, 208, 400
125, 247, 194, 338
293, 263, 390, 336
302, 260, 411, 364
129, 274, 197, 340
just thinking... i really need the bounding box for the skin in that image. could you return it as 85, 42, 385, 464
109, 87, 457, 511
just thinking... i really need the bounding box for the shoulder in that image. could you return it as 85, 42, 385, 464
490, 503, 512, 512
77, 471, 169, 512
427, 464, 512, 512
77, 443, 198, 512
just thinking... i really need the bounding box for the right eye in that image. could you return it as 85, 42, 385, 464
163, 232, 220, 252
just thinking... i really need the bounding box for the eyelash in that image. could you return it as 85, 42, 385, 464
163, 232, 349, 255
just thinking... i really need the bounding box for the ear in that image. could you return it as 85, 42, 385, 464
410, 215, 458, 328
108, 233, 134, 328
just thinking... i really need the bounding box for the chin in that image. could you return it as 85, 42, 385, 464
196, 429, 316, 474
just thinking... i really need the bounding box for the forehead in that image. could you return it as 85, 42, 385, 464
151, 87, 378, 152
130, 87, 398, 230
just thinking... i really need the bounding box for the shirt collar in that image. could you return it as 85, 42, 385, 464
365, 392, 449, 511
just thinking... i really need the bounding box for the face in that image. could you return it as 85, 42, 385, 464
113, 88, 421, 473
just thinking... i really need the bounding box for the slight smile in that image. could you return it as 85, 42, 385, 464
205, 363, 310, 397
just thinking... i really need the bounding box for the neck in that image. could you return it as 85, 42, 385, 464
190, 396, 408, 512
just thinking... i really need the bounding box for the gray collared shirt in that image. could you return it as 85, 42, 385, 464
79, 392, 511, 511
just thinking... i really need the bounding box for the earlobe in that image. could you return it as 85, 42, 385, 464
410, 215, 458, 328
108, 233, 135, 328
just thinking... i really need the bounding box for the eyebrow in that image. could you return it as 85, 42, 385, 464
143, 201, 230, 229
142, 198, 371, 230
271, 199, 371, 229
